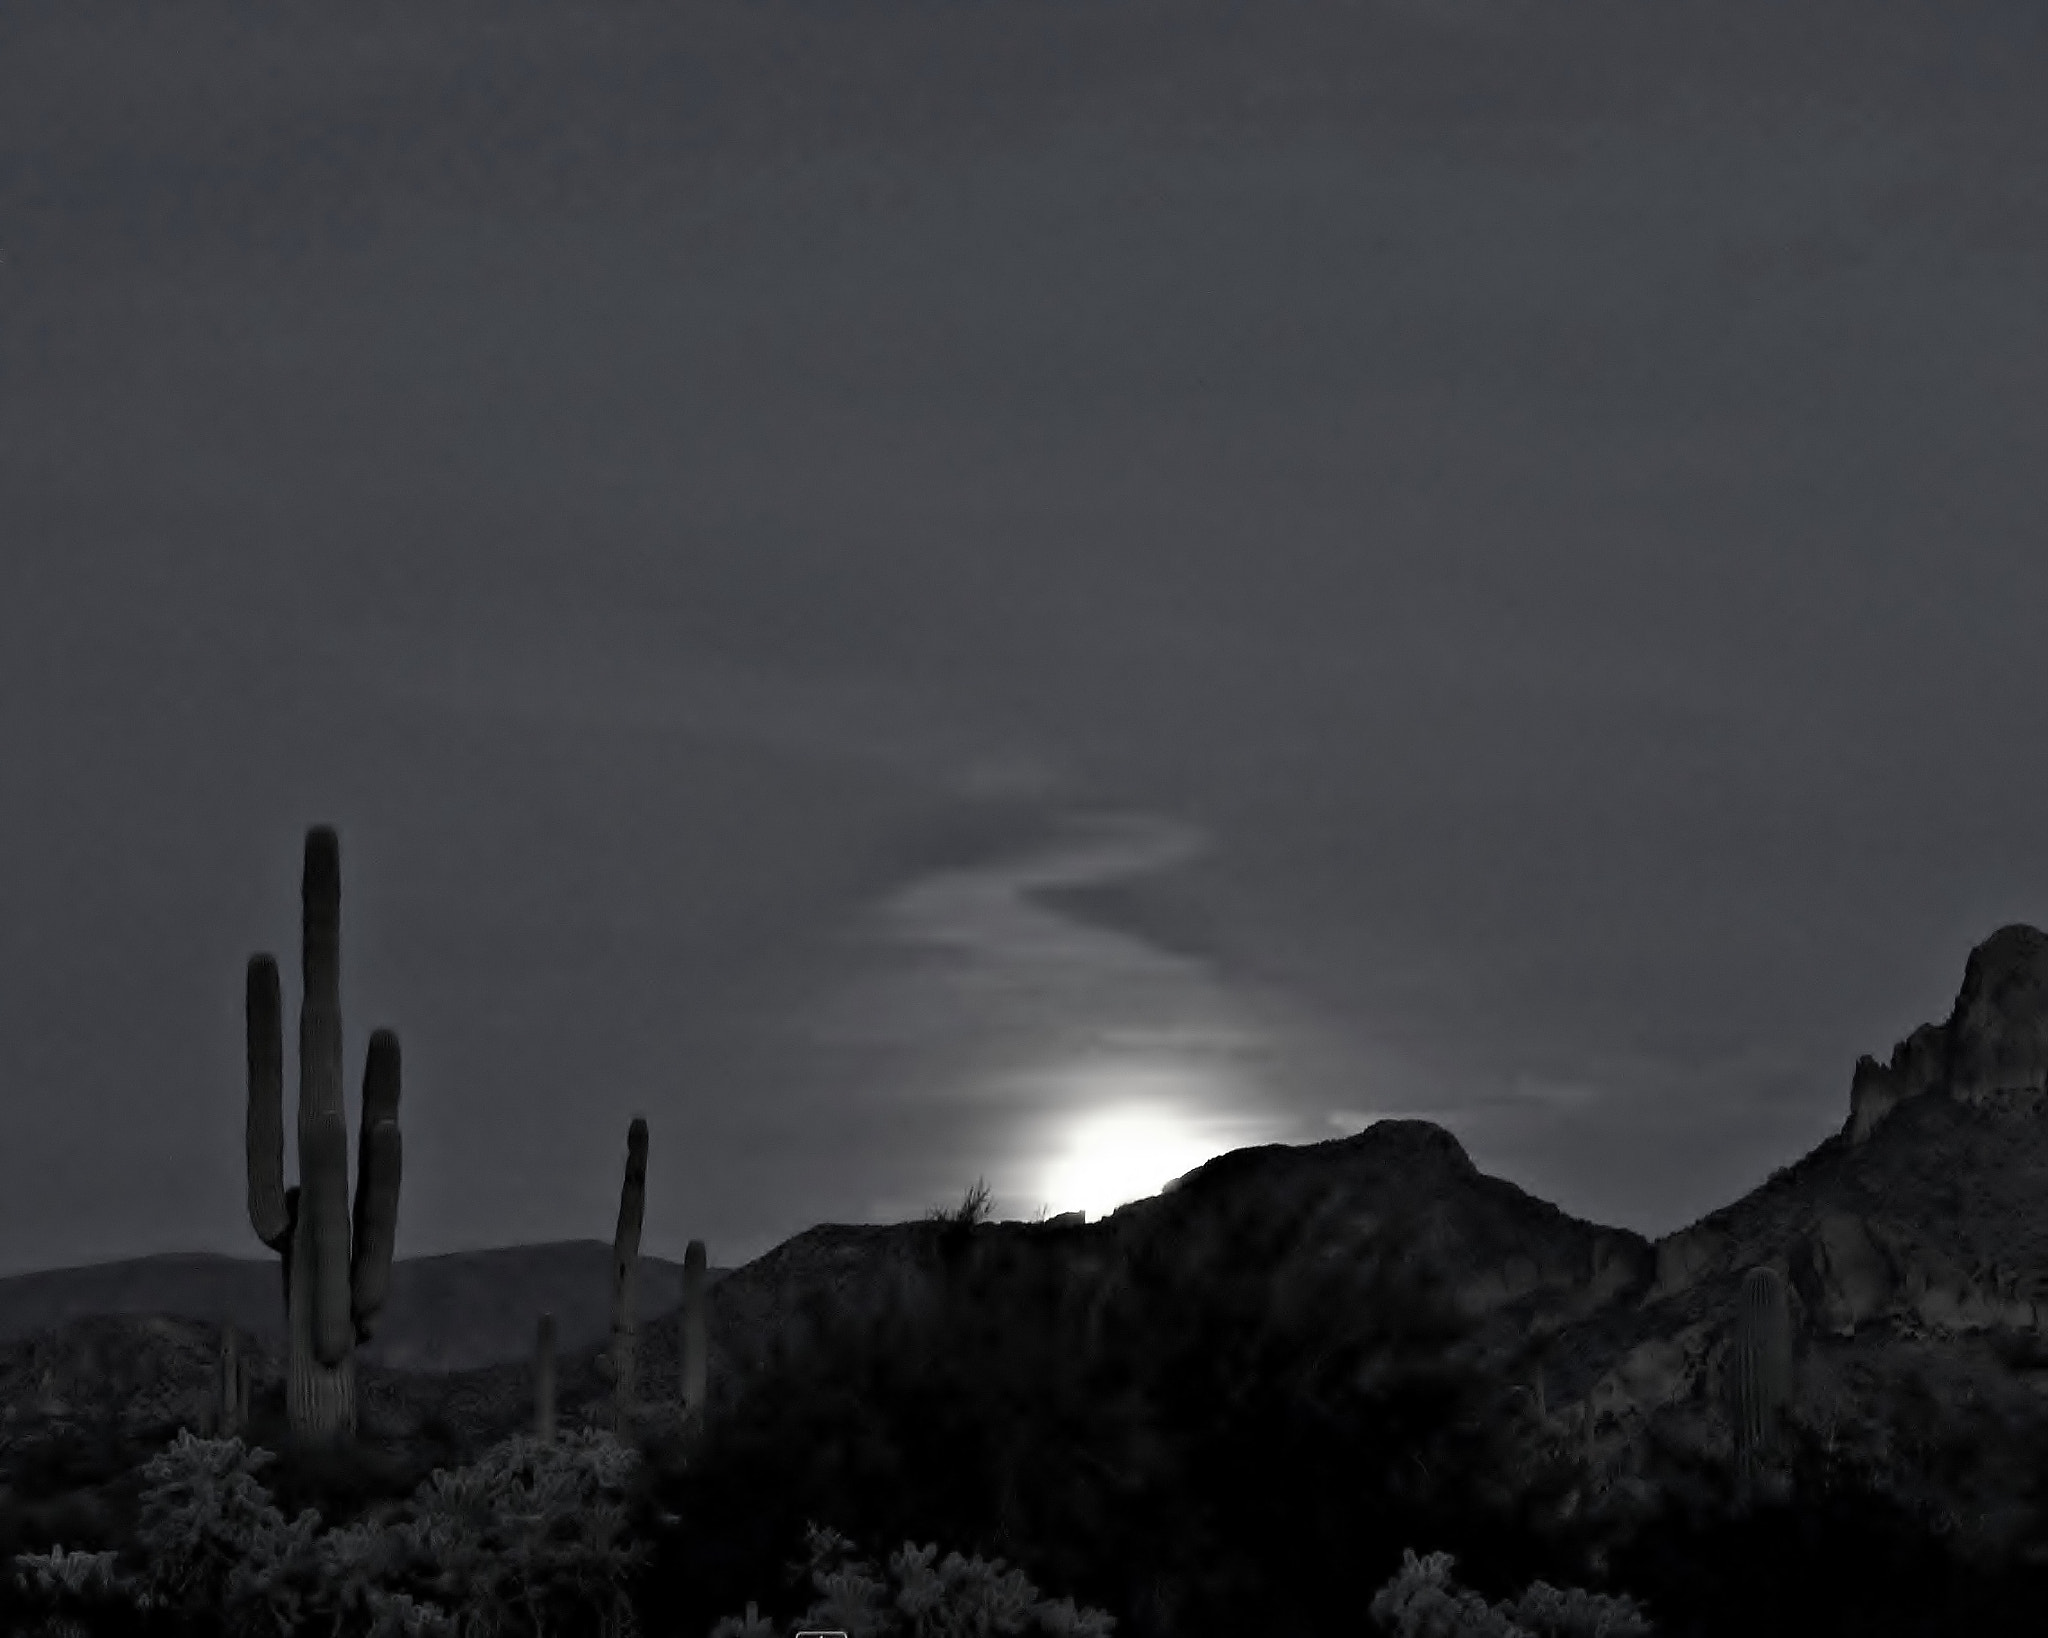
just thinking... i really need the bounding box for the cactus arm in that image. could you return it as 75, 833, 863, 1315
306, 1108, 355, 1368
246, 956, 290, 1250
350, 1029, 403, 1343
279, 1187, 300, 1308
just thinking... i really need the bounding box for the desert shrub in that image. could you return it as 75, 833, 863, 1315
130, 1432, 306, 1617
13, 1427, 647, 1637
707, 1521, 1116, 1638
367, 1428, 647, 1635
1502, 1580, 1655, 1638
1368, 1548, 1652, 1638
8, 1541, 158, 1637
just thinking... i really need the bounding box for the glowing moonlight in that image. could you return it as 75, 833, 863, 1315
1039, 1102, 1231, 1221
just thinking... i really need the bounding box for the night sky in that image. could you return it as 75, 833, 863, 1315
2, 0, 2045, 1279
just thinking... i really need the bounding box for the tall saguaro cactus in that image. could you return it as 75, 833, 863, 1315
246, 827, 404, 1446
680, 1237, 708, 1425
610, 1116, 649, 1424
1731, 1264, 1794, 1505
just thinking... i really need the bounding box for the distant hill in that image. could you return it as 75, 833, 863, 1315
0, 1241, 724, 1373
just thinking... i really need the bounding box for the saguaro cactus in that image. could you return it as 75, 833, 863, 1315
535, 1312, 557, 1443
217, 1324, 249, 1438
609, 1116, 649, 1424
246, 827, 404, 1446
681, 1237, 708, 1425
1731, 1264, 1794, 1503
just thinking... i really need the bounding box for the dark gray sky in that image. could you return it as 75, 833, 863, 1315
3, 0, 2045, 1277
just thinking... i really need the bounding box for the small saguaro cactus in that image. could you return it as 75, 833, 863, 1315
609, 1116, 649, 1424
535, 1312, 557, 1443
216, 1324, 250, 1438
246, 826, 404, 1446
680, 1237, 708, 1424
1731, 1263, 1795, 1504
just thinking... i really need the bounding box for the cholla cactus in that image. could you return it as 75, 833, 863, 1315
11, 1542, 153, 1611
710, 1601, 778, 1638
1369, 1549, 1653, 1638
246, 827, 404, 1445
387, 1429, 646, 1633
119, 1426, 644, 1636
712, 1522, 1118, 1638
1504, 1580, 1654, 1638
130, 1430, 316, 1621
1370, 1550, 1527, 1638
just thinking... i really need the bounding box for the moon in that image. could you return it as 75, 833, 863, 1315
1038, 1094, 1236, 1221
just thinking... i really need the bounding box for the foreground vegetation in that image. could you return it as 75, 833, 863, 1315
7, 1228, 2048, 1638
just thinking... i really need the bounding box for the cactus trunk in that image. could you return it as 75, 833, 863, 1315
246, 962, 288, 1250
217, 1325, 243, 1438
610, 1117, 649, 1425
681, 1238, 708, 1424
246, 828, 404, 1448
535, 1312, 557, 1442
288, 1170, 356, 1440
1732, 1265, 1794, 1507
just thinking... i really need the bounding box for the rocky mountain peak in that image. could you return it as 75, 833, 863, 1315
1946, 922, 2048, 1107
1846, 922, 2048, 1144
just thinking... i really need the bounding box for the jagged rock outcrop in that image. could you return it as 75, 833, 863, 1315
1847, 923, 2048, 1144
1948, 924, 2048, 1106
1846, 1022, 1950, 1145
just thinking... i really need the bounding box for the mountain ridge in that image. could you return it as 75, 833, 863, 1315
9, 922, 2048, 1556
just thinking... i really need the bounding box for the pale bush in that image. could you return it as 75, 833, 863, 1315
1369, 1548, 1653, 1638
382, 1429, 647, 1634
1369, 1550, 1529, 1638
710, 1521, 1116, 1638
11, 1538, 157, 1634
133, 1429, 312, 1620
17, 1426, 647, 1637
1501, 1577, 1653, 1638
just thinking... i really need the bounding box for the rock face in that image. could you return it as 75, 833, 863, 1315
1594, 922, 2048, 1548
1798, 1211, 1895, 1335
1847, 923, 2048, 1144
1947, 924, 2048, 1108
